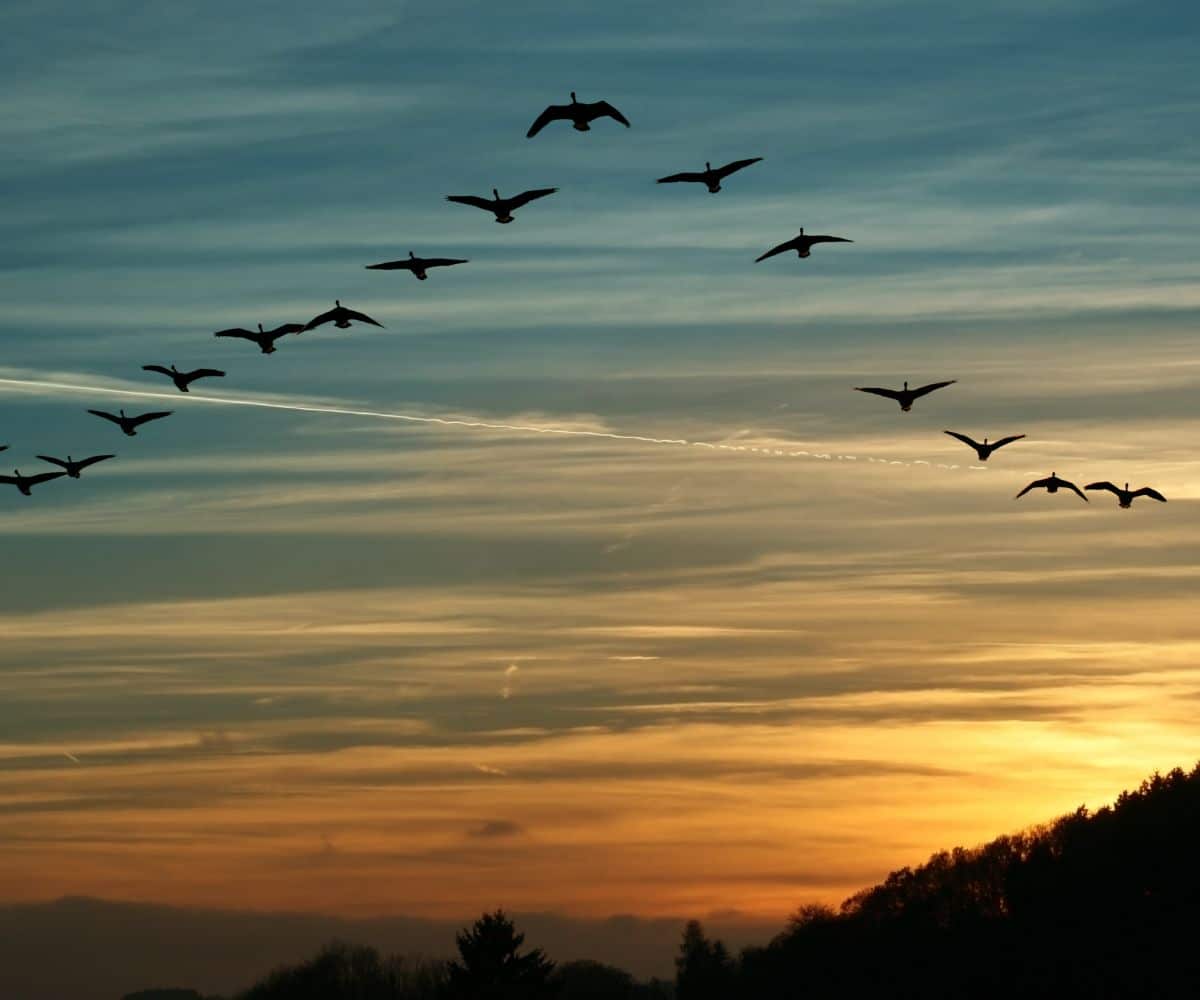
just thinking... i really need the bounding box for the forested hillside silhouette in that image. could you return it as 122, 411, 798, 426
208, 763, 1200, 998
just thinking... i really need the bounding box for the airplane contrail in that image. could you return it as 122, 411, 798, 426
0, 376, 986, 473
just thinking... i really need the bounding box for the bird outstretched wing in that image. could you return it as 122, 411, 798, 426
0, 445, 7, 452
526, 104, 570, 138
142, 365, 173, 377
591, 100, 630, 127
656, 170, 706, 184
423, 258, 469, 268
910, 380, 956, 399
508, 187, 559, 209
214, 327, 257, 341
129, 411, 173, 427
1015, 478, 1051, 499
943, 430, 980, 450
339, 307, 383, 328
87, 409, 122, 426
365, 260, 412, 270
854, 386, 901, 402
446, 194, 495, 211
266, 323, 305, 337
1061, 478, 1088, 500
1085, 481, 1120, 496
805, 235, 853, 246
714, 157, 763, 179
990, 434, 1026, 450
304, 306, 340, 330
188, 369, 226, 379
1132, 487, 1167, 502
755, 238, 798, 263
35, 455, 69, 469
24, 471, 66, 487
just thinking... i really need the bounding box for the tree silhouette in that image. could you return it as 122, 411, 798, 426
444, 909, 556, 1000
674, 920, 733, 1000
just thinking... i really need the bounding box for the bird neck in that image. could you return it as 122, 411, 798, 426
570, 91, 577, 103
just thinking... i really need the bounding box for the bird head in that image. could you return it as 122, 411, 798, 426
119, 409, 127, 418
705, 161, 711, 171
1125, 482, 1130, 491
335, 299, 342, 308
902, 381, 909, 390
492, 188, 500, 200
570, 91, 577, 103
409, 251, 416, 259
257, 323, 265, 333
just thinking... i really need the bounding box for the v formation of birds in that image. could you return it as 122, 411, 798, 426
0, 91, 1165, 509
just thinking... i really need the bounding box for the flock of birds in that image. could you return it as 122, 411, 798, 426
1, 91, 1167, 510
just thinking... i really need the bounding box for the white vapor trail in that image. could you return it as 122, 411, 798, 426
0, 377, 986, 473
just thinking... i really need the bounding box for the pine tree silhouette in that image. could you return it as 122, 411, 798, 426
444, 909, 556, 999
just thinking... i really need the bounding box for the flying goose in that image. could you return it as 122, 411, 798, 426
87, 408, 173, 437
366, 252, 469, 280
35, 454, 115, 478
526, 92, 630, 137
657, 157, 763, 193
854, 380, 956, 412
943, 430, 1026, 462
756, 228, 853, 262
0, 468, 66, 496
446, 187, 558, 224
303, 300, 384, 331
214, 322, 305, 354
1085, 481, 1167, 508
1015, 473, 1088, 502
142, 364, 225, 392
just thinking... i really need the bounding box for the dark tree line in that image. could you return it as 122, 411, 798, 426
684, 762, 1200, 998
207, 761, 1200, 999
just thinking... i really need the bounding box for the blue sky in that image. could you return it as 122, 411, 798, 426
3, 0, 1200, 970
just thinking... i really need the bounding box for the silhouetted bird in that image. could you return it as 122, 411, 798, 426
303, 300, 384, 331
214, 322, 305, 354
1015, 473, 1088, 501
944, 430, 1026, 461
446, 188, 558, 224
854, 380, 956, 412
366, 251, 469, 281
0, 468, 66, 496
0, 445, 6, 452
756, 228, 852, 262
526, 92, 630, 137
35, 454, 115, 478
1085, 481, 1167, 508
142, 364, 225, 392
657, 157, 763, 193
88, 408, 173, 437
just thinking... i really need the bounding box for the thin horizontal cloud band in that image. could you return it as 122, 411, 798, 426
0, 376, 988, 474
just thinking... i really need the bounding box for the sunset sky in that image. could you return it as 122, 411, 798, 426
2, 0, 1200, 954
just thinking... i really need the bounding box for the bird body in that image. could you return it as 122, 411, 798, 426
214, 322, 304, 354
854, 380, 956, 412
756, 228, 852, 262
657, 157, 762, 193
943, 430, 1025, 461
1015, 473, 1088, 502
143, 364, 225, 392
35, 454, 115, 478
303, 300, 384, 331
526, 92, 630, 137
87, 408, 173, 437
366, 251, 469, 281
1085, 481, 1167, 508
446, 187, 557, 224
0, 468, 66, 496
